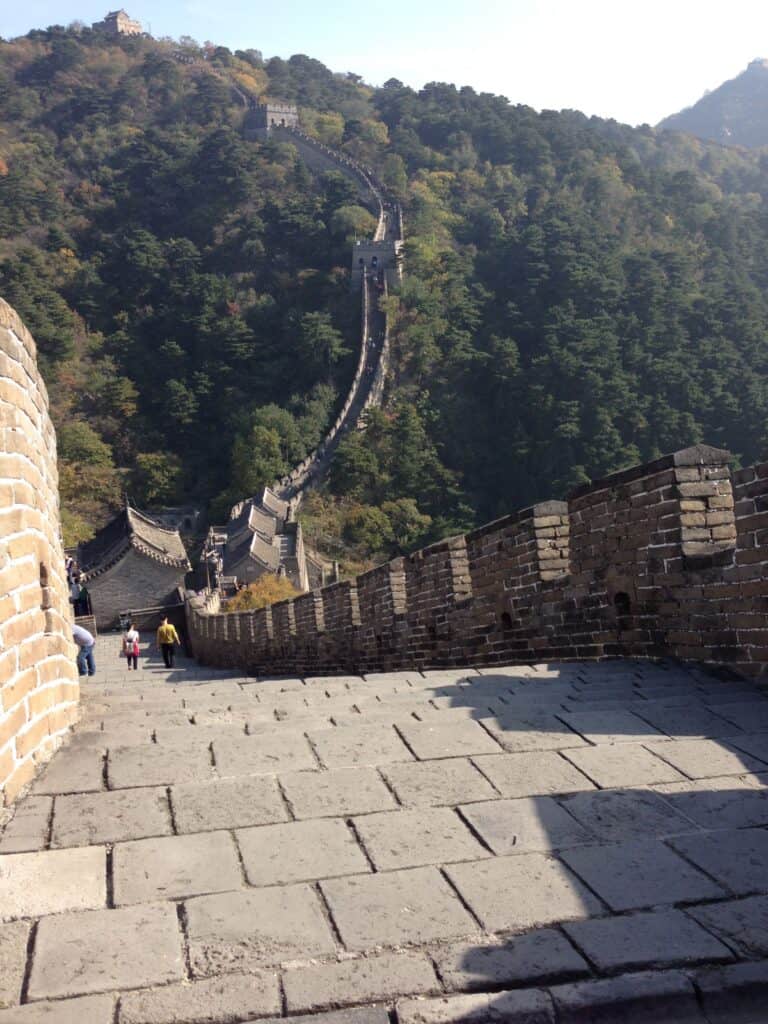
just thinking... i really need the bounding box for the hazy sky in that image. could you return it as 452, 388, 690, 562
4, 0, 768, 125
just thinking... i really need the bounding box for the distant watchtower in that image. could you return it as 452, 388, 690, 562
351, 239, 403, 290
247, 102, 300, 140
93, 9, 143, 35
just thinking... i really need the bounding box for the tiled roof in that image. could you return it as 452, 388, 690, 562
79, 506, 190, 579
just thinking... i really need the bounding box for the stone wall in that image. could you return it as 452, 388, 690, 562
86, 549, 188, 630
186, 445, 768, 680
0, 299, 79, 807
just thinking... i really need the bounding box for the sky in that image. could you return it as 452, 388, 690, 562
4, 0, 768, 125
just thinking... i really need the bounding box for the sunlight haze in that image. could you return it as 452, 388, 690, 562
4, 0, 768, 124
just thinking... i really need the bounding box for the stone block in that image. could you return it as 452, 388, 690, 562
0, 845, 105, 920
118, 971, 281, 1023
561, 838, 724, 911
471, 751, 594, 800
353, 807, 489, 869
728, 732, 768, 764
434, 931, 589, 991
687, 895, 768, 957
460, 796, 594, 855
396, 720, 502, 760
645, 738, 766, 779
236, 818, 369, 886
260, 1012, 388, 1024
283, 951, 440, 1013
0, 796, 51, 852
28, 902, 184, 999
113, 831, 243, 905
396, 989, 555, 1023
32, 749, 103, 795
186, 885, 336, 975
551, 970, 703, 1024
382, 758, 496, 807
712, 701, 768, 731
670, 827, 768, 895
635, 705, 743, 739
0, 994, 116, 1022
696, 960, 768, 1024
0, 919, 29, 1008
280, 766, 396, 818
562, 744, 685, 787
445, 853, 602, 933
108, 743, 213, 788
321, 866, 477, 950
170, 776, 288, 833
563, 909, 733, 973
559, 789, 701, 841
213, 732, 316, 776
308, 724, 414, 767
51, 787, 171, 847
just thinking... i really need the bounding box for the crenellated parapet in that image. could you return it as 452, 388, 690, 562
186, 444, 768, 680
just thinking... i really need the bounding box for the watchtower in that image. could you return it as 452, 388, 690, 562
351, 239, 403, 290
93, 9, 143, 35
248, 102, 300, 140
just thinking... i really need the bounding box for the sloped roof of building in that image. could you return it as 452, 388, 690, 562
79, 506, 190, 578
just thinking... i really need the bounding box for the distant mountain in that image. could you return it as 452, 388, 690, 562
659, 59, 768, 148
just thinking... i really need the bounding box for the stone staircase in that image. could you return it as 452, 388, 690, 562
1, 638, 768, 1021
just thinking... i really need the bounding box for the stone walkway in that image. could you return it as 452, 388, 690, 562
2, 643, 768, 1022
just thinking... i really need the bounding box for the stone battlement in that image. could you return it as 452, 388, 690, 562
0, 300, 79, 807
186, 444, 768, 680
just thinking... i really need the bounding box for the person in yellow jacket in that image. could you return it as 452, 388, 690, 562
156, 616, 181, 668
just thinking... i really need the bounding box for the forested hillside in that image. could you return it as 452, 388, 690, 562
2, 25, 768, 565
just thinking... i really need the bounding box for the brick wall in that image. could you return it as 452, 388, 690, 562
186, 444, 768, 681
0, 298, 79, 806
86, 548, 188, 630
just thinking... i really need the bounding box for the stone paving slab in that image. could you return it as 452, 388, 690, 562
283, 951, 440, 1013
550, 970, 703, 1024
108, 743, 214, 788
32, 749, 104, 795
669, 828, 768, 896
213, 732, 317, 776
445, 854, 603, 933
308, 724, 415, 767
396, 720, 503, 759
280, 766, 397, 818
118, 971, 281, 1023
0, 994, 117, 1023
0, 920, 29, 1008
396, 988, 555, 1024
261, 1011, 389, 1024
560, 838, 724, 911
652, 774, 768, 829
470, 751, 594, 800
695, 959, 768, 1024
170, 775, 289, 833
558, 710, 667, 745
0, 845, 105, 920
113, 831, 243, 905
562, 744, 686, 788
382, 758, 497, 807
710, 701, 768, 731
645, 738, 767, 779
728, 731, 768, 763
632, 705, 742, 739
28, 902, 184, 999
51, 787, 171, 847
321, 866, 478, 950
481, 715, 587, 755
558, 789, 701, 841
562, 908, 733, 973
185, 885, 337, 975
460, 797, 594, 855
353, 807, 490, 870
0, 797, 51, 853
236, 818, 370, 886
687, 895, 768, 958
433, 932, 590, 991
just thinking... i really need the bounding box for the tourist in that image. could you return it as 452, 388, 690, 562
72, 622, 96, 677
76, 581, 91, 616
156, 615, 181, 668
122, 622, 140, 670
69, 576, 80, 610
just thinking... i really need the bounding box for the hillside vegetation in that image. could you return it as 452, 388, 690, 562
2, 26, 768, 565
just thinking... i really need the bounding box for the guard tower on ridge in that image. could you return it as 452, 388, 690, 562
248, 102, 300, 140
